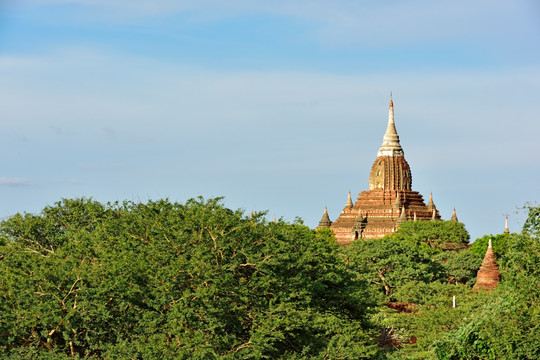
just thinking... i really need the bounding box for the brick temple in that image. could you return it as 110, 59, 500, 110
318, 97, 441, 246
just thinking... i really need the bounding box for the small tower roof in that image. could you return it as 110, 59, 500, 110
377, 95, 404, 157
318, 206, 332, 228
450, 208, 458, 222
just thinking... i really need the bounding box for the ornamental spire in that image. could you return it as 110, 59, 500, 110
393, 192, 402, 209
377, 94, 404, 156
345, 190, 354, 209
397, 205, 408, 224
426, 192, 436, 211
450, 208, 458, 222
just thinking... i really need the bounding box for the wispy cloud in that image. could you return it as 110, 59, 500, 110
77, 162, 125, 170
0, 177, 31, 186
16, 1, 540, 47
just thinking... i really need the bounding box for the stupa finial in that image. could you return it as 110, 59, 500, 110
504, 215, 510, 234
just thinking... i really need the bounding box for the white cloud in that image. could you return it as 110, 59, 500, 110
0, 177, 31, 186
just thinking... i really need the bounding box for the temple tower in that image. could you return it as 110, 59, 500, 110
319, 97, 440, 245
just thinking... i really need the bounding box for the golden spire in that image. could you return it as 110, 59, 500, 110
377, 94, 403, 156
504, 215, 510, 234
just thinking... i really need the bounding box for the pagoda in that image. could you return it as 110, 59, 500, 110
472, 239, 501, 291
318, 97, 440, 246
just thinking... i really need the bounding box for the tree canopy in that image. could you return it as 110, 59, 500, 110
0, 198, 378, 359
1, 198, 538, 359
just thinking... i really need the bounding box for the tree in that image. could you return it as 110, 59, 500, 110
470, 233, 510, 259
0, 197, 379, 359
522, 202, 540, 239
389, 220, 470, 250
346, 238, 445, 298
433, 234, 540, 360
434, 250, 483, 286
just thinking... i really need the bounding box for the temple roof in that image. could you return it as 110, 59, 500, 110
377, 96, 404, 157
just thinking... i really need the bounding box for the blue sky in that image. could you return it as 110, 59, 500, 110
0, 0, 539, 240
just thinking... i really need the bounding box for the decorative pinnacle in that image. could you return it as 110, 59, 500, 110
345, 190, 353, 209
426, 192, 436, 210
393, 192, 402, 209
397, 205, 408, 224
488, 238, 492, 249
377, 95, 403, 156
504, 215, 510, 234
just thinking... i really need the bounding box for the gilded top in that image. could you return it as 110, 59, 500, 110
377, 98, 404, 157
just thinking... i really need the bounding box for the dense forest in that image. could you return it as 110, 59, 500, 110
0, 197, 538, 359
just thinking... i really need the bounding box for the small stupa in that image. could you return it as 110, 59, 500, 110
473, 239, 501, 291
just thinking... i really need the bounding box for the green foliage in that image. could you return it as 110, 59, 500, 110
522, 202, 540, 239
374, 282, 490, 360
347, 238, 445, 298
314, 226, 337, 245
470, 233, 510, 259
433, 234, 540, 359
0, 197, 379, 359
389, 220, 470, 249
434, 250, 482, 286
